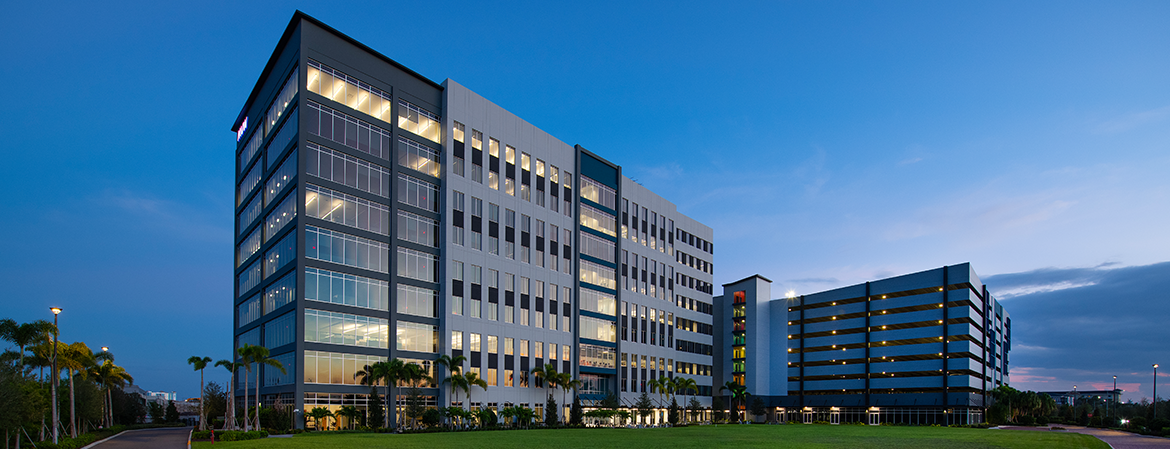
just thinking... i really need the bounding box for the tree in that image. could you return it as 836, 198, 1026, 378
244, 346, 286, 431
462, 371, 488, 425
532, 363, 559, 415
557, 372, 580, 423
635, 391, 653, 424
720, 381, 747, 423
380, 359, 406, 429
235, 344, 257, 431
674, 377, 698, 423
570, 395, 583, 426
712, 396, 725, 423
336, 405, 359, 430
214, 359, 243, 430
668, 398, 680, 425
306, 407, 333, 431
203, 381, 227, 428
58, 341, 95, 437
186, 356, 212, 431
751, 396, 766, 422
367, 385, 384, 428
166, 400, 180, 423
0, 319, 56, 371
688, 397, 703, 423
88, 360, 133, 428
148, 401, 166, 424
545, 395, 559, 426
435, 353, 468, 425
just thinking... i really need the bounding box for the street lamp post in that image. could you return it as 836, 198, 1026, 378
1112, 376, 1117, 421
1155, 364, 1160, 421
50, 307, 63, 444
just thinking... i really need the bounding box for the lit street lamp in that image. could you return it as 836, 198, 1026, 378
50, 307, 63, 444
1155, 364, 1160, 421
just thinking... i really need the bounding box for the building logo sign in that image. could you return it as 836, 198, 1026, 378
236, 117, 248, 142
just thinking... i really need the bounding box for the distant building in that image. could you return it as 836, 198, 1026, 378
714, 263, 1011, 425
1041, 389, 1121, 407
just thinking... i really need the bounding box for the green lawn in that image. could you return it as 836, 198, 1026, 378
193, 425, 1109, 449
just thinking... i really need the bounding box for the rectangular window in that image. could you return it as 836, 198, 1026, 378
397, 284, 438, 318
306, 184, 390, 235
396, 321, 438, 353
579, 176, 617, 210
470, 333, 481, 352
397, 99, 441, 143
579, 289, 616, 316
237, 227, 261, 268
263, 312, 296, 348
580, 316, 617, 342
451, 331, 464, 350
580, 259, 617, 290
308, 60, 393, 123
265, 108, 298, 169
397, 210, 439, 247
579, 343, 616, 369
397, 173, 439, 212
304, 309, 389, 348
487, 335, 498, 354
302, 350, 384, 385
398, 136, 441, 177
238, 295, 261, 327
263, 271, 296, 313
305, 226, 390, 273
238, 260, 262, 295
580, 205, 617, 237
396, 247, 438, 283
305, 142, 392, 198
304, 101, 393, 160
305, 267, 389, 310
235, 161, 260, 206
487, 368, 498, 387
579, 232, 615, 261
238, 194, 262, 237
264, 189, 298, 243
263, 230, 296, 278
264, 148, 298, 206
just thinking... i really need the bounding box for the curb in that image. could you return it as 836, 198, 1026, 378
80, 427, 191, 449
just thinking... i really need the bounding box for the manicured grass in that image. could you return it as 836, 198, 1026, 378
192, 425, 1109, 449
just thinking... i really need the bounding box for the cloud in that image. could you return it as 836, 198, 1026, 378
92, 188, 229, 243
985, 261, 1170, 401
1094, 105, 1170, 134
898, 157, 923, 166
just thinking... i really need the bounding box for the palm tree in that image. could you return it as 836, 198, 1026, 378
719, 381, 747, 423
435, 354, 467, 412
648, 377, 668, 411
442, 373, 469, 427
306, 407, 333, 431
215, 359, 245, 430
0, 318, 56, 371
556, 372, 580, 424
380, 359, 406, 429
532, 363, 558, 404
246, 346, 286, 431
336, 405, 359, 430
187, 356, 213, 431
399, 362, 430, 428
57, 342, 94, 437
235, 344, 257, 431
88, 360, 133, 427
462, 371, 489, 423
674, 377, 698, 423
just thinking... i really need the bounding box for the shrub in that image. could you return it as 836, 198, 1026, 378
1017, 415, 1035, 426
1035, 415, 1049, 426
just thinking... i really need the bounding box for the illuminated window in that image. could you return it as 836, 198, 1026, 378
397, 99, 440, 143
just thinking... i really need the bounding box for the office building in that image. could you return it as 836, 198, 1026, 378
231, 11, 714, 427
715, 263, 1011, 425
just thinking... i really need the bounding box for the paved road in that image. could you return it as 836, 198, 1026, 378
1001, 425, 1170, 449
88, 427, 191, 449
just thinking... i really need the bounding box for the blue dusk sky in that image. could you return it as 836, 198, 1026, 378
1, 1, 1168, 401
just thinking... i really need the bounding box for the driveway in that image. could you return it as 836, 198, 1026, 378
85, 427, 191, 449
